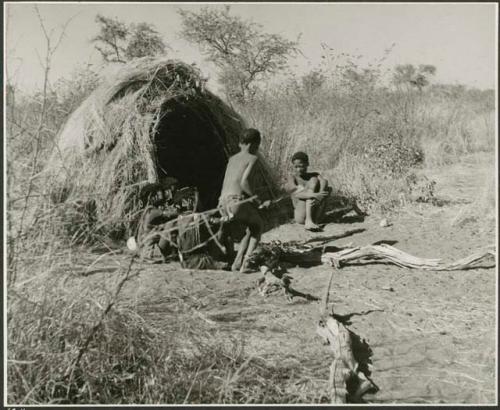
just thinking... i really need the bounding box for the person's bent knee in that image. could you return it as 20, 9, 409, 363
248, 226, 262, 237
250, 217, 264, 234
249, 220, 263, 236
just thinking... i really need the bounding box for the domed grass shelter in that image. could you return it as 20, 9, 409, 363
46, 57, 282, 239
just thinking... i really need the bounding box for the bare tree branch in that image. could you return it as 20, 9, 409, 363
9, 5, 75, 285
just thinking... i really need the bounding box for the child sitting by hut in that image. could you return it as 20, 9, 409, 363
136, 179, 180, 262
219, 128, 271, 273
135, 179, 228, 269
284, 151, 331, 232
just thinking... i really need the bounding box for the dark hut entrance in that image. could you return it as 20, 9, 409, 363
154, 95, 231, 210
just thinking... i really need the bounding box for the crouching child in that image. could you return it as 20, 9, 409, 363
285, 151, 331, 231
136, 181, 179, 262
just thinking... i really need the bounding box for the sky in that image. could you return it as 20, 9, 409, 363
4, 2, 498, 93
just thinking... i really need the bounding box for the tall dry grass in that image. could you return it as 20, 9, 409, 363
236, 69, 495, 213
7, 249, 330, 404
451, 169, 496, 230
420, 102, 495, 167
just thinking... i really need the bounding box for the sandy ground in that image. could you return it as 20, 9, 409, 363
73, 154, 496, 404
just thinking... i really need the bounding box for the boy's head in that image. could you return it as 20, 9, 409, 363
140, 182, 166, 207
291, 151, 309, 176
239, 128, 261, 154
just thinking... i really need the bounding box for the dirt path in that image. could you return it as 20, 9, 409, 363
76, 153, 496, 404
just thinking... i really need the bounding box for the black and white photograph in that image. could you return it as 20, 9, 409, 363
4, 1, 498, 406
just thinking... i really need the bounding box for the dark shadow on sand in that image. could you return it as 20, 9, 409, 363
332, 309, 385, 326
346, 328, 380, 403
287, 286, 320, 302
303, 228, 366, 245
455, 264, 496, 271
329, 310, 382, 403
322, 212, 366, 224
371, 240, 398, 246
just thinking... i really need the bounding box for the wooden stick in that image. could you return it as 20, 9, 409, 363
321, 269, 335, 315
317, 260, 377, 403
321, 244, 495, 271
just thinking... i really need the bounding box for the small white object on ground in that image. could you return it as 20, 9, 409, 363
127, 236, 137, 251
379, 218, 390, 227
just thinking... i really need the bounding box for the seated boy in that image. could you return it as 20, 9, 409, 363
136, 180, 179, 262
285, 151, 331, 231
219, 128, 270, 273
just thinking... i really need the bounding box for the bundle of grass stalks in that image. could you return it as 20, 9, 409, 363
44, 57, 280, 241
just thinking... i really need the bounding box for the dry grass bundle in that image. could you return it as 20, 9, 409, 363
45, 57, 280, 240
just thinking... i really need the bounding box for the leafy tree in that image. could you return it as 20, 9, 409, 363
92, 15, 128, 63
392, 64, 436, 91
92, 15, 167, 63
124, 22, 167, 60
178, 6, 298, 103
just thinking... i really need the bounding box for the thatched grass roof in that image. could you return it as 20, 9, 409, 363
46, 57, 281, 238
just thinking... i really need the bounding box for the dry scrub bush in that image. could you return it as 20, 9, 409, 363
7, 67, 100, 233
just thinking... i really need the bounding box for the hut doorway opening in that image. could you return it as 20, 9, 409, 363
155, 96, 230, 210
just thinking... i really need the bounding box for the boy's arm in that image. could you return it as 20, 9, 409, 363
293, 173, 328, 201
285, 175, 319, 200
284, 174, 298, 194
240, 157, 258, 198
142, 208, 158, 230
146, 207, 178, 226
317, 174, 329, 192
293, 189, 324, 200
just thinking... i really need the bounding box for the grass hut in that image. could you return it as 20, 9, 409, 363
46, 57, 282, 239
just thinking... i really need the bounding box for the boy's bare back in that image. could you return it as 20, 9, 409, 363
220, 151, 257, 198
218, 128, 264, 273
